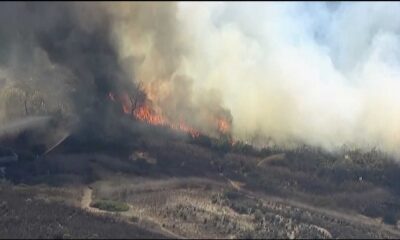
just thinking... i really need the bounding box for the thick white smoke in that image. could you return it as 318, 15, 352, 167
174, 2, 400, 154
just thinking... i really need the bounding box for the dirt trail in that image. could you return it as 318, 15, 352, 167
257, 153, 286, 167
81, 187, 105, 214
81, 187, 92, 210
125, 204, 184, 239
310, 224, 333, 238
80, 179, 400, 239
80, 186, 183, 239
276, 196, 400, 236
240, 188, 400, 237
222, 175, 400, 237
227, 178, 245, 191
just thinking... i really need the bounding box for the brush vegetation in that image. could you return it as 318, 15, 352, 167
90, 199, 129, 212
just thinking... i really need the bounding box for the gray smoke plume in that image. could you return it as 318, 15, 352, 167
0, 2, 140, 140
0, 2, 232, 141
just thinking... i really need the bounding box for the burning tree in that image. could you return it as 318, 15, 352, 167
128, 83, 147, 117
108, 84, 202, 138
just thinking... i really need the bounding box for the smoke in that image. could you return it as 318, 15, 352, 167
0, 116, 51, 138
106, 2, 233, 135
173, 2, 400, 155
0, 2, 137, 138
0, 2, 232, 139
1, 2, 400, 156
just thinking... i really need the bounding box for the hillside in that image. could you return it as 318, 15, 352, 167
2, 126, 400, 239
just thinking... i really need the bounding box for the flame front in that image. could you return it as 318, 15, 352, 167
134, 105, 167, 125
134, 105, 200, 137
109, 91, 200, 137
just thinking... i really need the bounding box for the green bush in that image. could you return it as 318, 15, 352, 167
90, 200, 129, 212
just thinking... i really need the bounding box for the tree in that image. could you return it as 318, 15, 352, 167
128, 82, 147, 116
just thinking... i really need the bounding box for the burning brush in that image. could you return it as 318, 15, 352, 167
108, 90, 232, 139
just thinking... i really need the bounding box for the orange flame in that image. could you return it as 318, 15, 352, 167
217, 118, 230, 135
108, 91, 200, 137
134, 105, 167, 125
108, 91, 232, 139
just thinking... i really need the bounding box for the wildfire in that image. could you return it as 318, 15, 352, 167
133, 105, 200, 138
217, 118, 230, 135
134, 105, 167, 125
169, 121, 200, 138
108, 91, 200, 138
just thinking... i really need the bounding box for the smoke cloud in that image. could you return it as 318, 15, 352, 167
175, 2, 400, 155
1, 2, 400, 156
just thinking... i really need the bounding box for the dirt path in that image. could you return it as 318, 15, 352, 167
240, 188, 400, 237
80, 187, 92, 210
275, 196, 400, 236
227, 178, 245, 191
310, 224, 333, 238
222, 175, 400, 237
81, 187, 105, 214
125, 205, 184, 239
80, 186, 183, 239
257, 153, 285, 167
80, 179, 400, 239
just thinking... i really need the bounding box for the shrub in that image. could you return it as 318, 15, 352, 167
90, 200, 129, 212
130, 216, 139, 223
254, 209, 263, 221
232, 141, 255, 155
223, 189, 242, 200
211, 137, 232, 153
